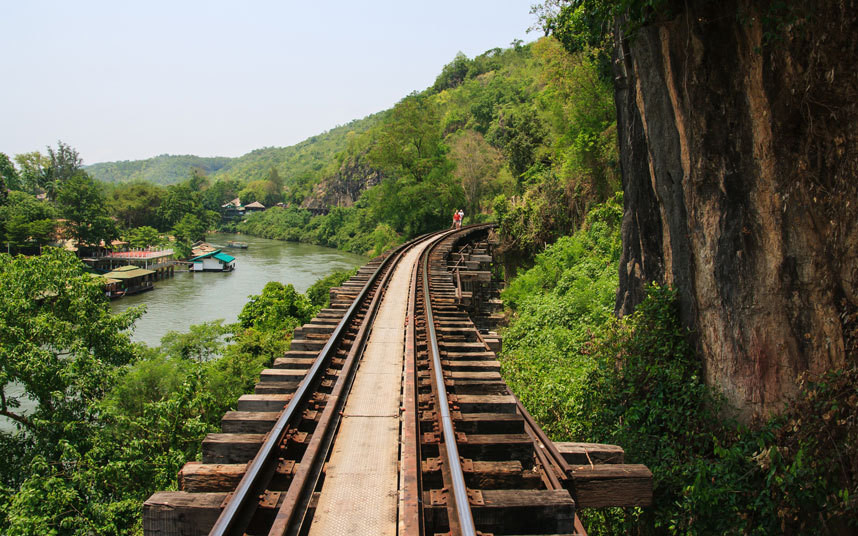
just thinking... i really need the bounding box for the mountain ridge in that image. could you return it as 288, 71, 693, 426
85, 113, 384, 186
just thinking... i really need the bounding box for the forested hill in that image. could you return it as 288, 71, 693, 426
85, 39, 618, 259
86, 154, 232, 184
239, 40, 618, 257
85, 113, 383, 185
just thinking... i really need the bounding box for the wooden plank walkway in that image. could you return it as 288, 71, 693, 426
307, 243, 427, 535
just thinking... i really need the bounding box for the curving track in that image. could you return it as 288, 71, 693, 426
144, 225, 649, 535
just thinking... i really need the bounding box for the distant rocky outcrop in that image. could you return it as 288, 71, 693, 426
301, 154, 383, 211
613, 0, 858, 419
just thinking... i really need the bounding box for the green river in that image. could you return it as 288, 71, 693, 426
110, 233, 366, 346
1, 233, 366, 432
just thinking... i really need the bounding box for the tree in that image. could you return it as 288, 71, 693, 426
487, 104, 547, 181
108, 181, 165, 229
188, 167, 209, 192
0, 152, 20, 194
433, 52, 472, 92
238, 281, 315, 333
157, 182, 200, 230
368, 93, 446, 184
239, 179, 280, 207
365, 167, 464, 236
0, 191, 57, 253
202, 178, 241, 213
125, 225, 162, 248
55, 172, 118, 249
45, 141, 83, 200
0, 248, 140, 434
450, 130, 504, 221
267, 167, 284, 192
173, 213, 205, 241
160, 320, 230, 362
14, 151, 50, 195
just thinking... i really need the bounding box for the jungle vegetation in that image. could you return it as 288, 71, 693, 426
0, 249, 354, 534
3, 3, 853, 532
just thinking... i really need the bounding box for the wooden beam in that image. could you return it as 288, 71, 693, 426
236, 393, 291, 411
570, 463, 653, 508
555, 442, 625, 464
220, 410, 280, 433
178, 461, 296, 492
143, 491, 225, 536
421, 458, 541, 490
201, 433, 264, 464
423, 489, 575, 535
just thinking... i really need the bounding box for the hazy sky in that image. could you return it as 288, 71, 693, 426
1, 1, 535, 164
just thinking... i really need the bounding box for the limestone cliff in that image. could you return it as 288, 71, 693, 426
300, 155, 383, 211
614, 0, 858, 419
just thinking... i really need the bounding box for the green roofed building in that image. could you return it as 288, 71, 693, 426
189, 249, 236, 272
103, 265, 156, 295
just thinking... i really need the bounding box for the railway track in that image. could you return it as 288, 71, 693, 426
144, 225, 651, 535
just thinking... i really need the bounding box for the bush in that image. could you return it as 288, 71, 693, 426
238, 281, 315, 332
500, 194, 622, 439
306, 268, 358, 309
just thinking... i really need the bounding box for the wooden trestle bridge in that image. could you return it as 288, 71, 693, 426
144, 225, 652, 536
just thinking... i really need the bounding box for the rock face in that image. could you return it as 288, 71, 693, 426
614, 0, 858, 419
300, 156, 382, 212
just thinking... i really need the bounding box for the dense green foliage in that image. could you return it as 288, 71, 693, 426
0, 191, 57, 253
501, 195, 622, 438
1, 143, 224, 257
6, 36, 617, 264
85, 154, 232, 185
233, 38, 618, 259
238, 205, 403, 256
0, 250, 353, 534
306, 268, 358, 309
501, 198, 858, 534
56, 173, 119, 248
0, 249, 140, 435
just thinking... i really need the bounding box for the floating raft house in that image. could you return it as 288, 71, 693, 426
189, 249, 236, 272
103, 265, 156, 295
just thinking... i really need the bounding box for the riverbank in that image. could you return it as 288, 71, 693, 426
0, 235, 364, 433
110, 233, 365, 347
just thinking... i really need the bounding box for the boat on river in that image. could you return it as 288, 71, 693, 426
226, 241, 248, 249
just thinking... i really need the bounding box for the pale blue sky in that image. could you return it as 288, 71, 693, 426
1, 1, 535, 164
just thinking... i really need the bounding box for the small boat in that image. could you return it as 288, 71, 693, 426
226, 241, 248, 249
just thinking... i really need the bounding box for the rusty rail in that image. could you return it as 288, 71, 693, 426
209, 229, 450, 535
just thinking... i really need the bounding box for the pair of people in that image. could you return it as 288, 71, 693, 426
452, 209, 464, 229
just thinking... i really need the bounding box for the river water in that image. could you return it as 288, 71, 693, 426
1, 233, 365, 432
111, 233, 365, 346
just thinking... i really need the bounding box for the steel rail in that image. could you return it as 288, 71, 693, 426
421, 236, 478, 536
209, 241, 408, 536
399, 253, 424, 534
269, 231, 450, 535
